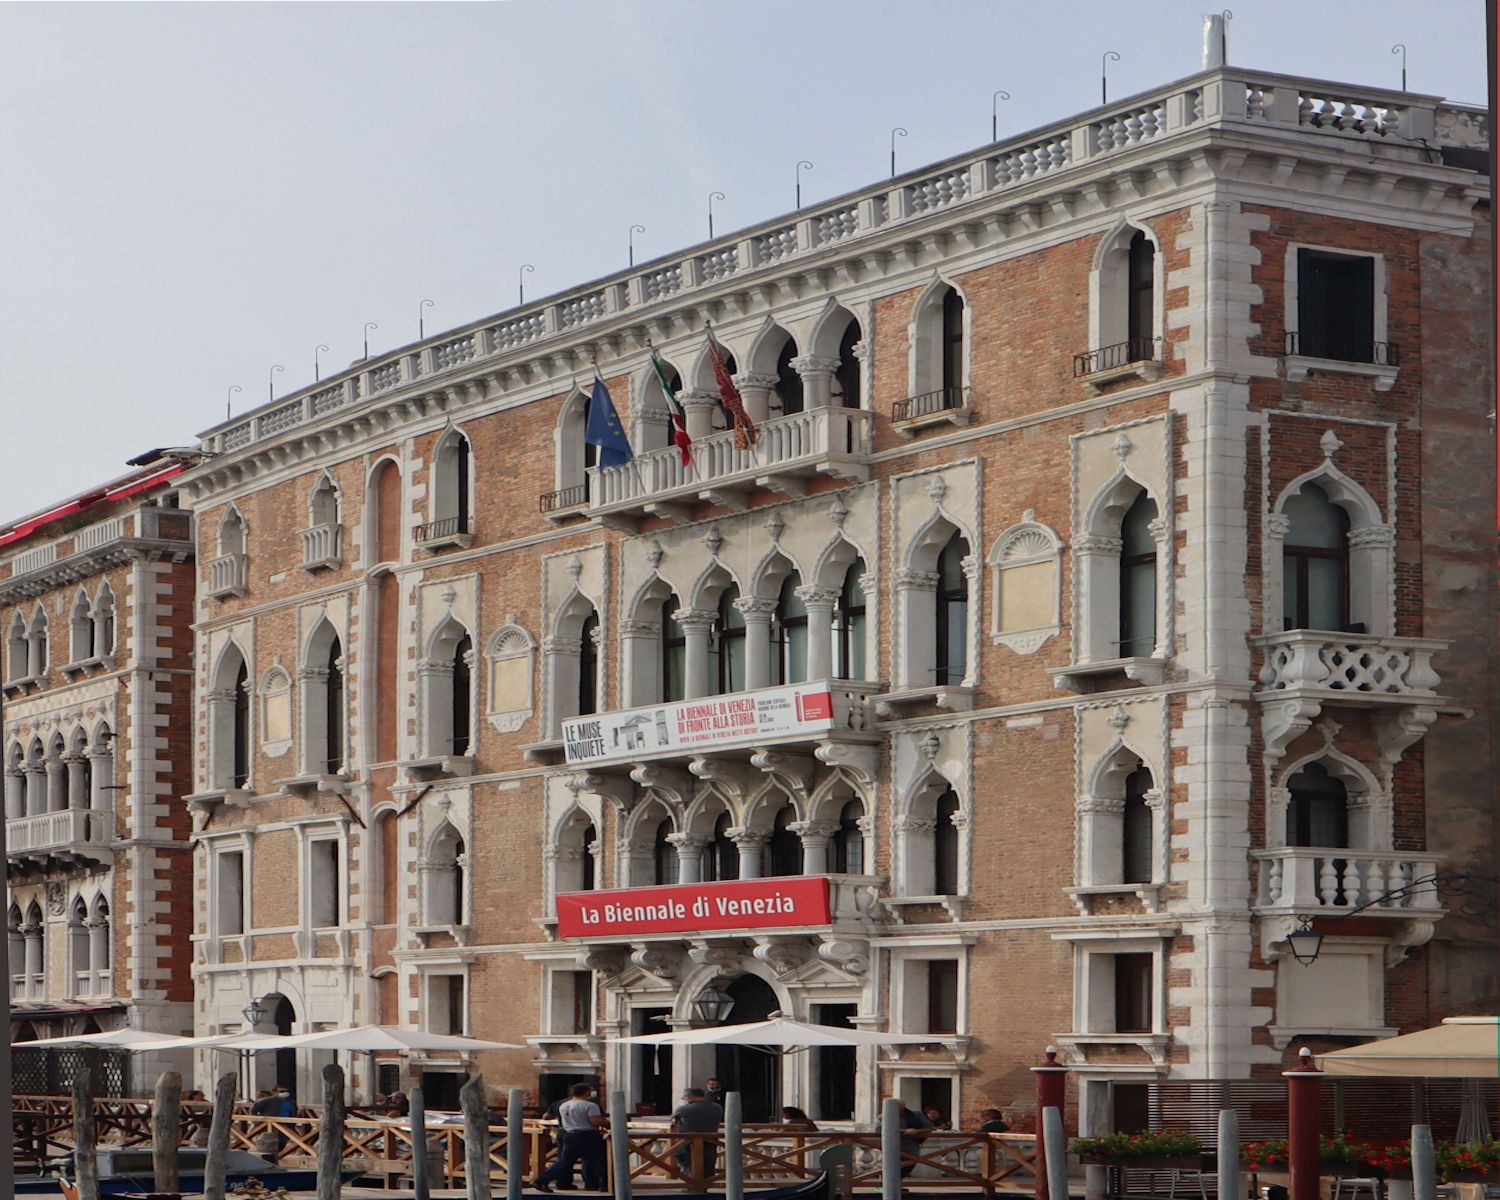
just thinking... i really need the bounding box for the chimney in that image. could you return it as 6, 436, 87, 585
1202, 14, 1226, 69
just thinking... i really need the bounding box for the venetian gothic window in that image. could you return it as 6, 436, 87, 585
425, 823, 467, 926
1282, 482, 1351, 632
431, 428, 473, 534
420, 618, 474, 758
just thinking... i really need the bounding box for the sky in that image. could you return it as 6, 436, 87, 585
0, 0, 1488, 518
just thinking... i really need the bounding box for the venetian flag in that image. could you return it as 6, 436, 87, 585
584, 374, 633, 469
705, 327, 758, 450
652, 351, 693, 467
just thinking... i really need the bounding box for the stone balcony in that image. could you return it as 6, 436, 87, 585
1253, 846, 1445, 963
205, 552, 248, 599
588, 407, 871, 530
298, 522, 343, 571
1253, 629, 1448, 762
6, 808, 114, 869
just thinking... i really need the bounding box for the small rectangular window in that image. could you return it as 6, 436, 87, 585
567, 970, 594, 1035
1113, 953, 1154, 1034
926, 960, 959, 1034
216, 850, 245, 937
308, 840, 342, 929
1297, 250, 1376, 363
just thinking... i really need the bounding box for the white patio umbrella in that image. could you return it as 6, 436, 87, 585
610, 1016, 943, 1050
211, 1024, 523, 1053
1315, 1016, 1500, 1078
10, 1027, 198, 1050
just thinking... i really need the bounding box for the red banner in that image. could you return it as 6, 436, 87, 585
556, 877, 832, 939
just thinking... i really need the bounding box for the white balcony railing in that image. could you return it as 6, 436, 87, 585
7, 808, 112, 857
73, 516, 128, 553
1254, 847, 1446, 913
1256, 630, 1444, 699
299, 522, 343, 570
589, 407, 870, 519
73, 968, 112, 998
206, 552, 248, 599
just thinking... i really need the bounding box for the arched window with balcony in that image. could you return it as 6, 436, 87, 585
653, 818, 678, 886
218, 508, 246, 558
764, 803, 802, 878
302, 621, 346, 775
547, 594, 600, 734
1282, 482, 1351, 632
309, 474, 339, 528
23, 900, 44, 998
772, 575, 808, 686
554, 389, 597, 505
830, 799, 866, 874
1119, 492, 1160, 658
424, 822, 466, 926
711, 586, 747, 695
1087, 222, 1162, 371
1285, 761, 1350, 848
431, 427, 473, 536
68, 897, 89, 996
8, 613, 27, 681
27, 606, 48, 678
420, 618, 473, 759
831, 562, 867, 681
5, 744, 23, 821
900, 773, 966, 897
209, 643, 252, 791
70, 590, 93, 663
909, 281, 968, 408
935, 533, 970, 686
92, 583, 115, 658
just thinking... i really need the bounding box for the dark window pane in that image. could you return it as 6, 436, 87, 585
1122, 767, 1153, 884
934, 790, 961, 895
1113, 953, 1153, 1033
1297, 250, 1376, 362
1118, 492, 1158, 658
927, 960, 959, 1033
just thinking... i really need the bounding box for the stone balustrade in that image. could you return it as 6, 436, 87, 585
6, 808, 111, 859
298, 522, 342, 571
206, 552, 248, 599
195, 68, 1464, 461
1256, 630, 1444, 698
1253, 846, 1445, 913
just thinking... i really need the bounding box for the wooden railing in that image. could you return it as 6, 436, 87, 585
13, 1095, 1037, 1194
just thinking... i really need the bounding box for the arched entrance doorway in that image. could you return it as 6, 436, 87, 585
271, 995, 296, 1097
714, 975, 781, 1122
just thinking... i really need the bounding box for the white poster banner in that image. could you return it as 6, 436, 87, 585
562, 682, 836, 765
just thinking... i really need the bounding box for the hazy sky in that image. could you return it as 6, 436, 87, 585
0, 0, 1487, 518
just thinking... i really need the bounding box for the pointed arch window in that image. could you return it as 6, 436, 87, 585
8, 613, 28, 681
232, 659, 251, 788
704, 811, 738, 882
92, 585, 115, 657
90, 896, 111, 989
578, 612, 599, 717
1121, 767, 1154, 884
423, 429, 473, 544
941, 288, 965, 395
772, 576, 808, 686
1283, 482, 1351, 632
935, 534, 970, 686
1127, 231, 1155, 351
425, 824, 466, 926
653, 819, 678, 886
765, 805, 802, 878
302, 475, 343, 569
774, 339, 804, 417
69, 897, 89, 996
660, 599, 686, 704
324, 636, 345, 773
309, 474, 339, 527
834, 319, 862, 409
27, 607, 48, 677
70, 591, 94, 662
830, 800, 866, 874
8, 905, 23, 999
22, 900, 43, 999
1119, 492, 1159, 658
833, 563, 867, 680
711, 586, 747, 695
451, 634, 473, 756
933, 789, 962, 896
1286, 762, 1349, 848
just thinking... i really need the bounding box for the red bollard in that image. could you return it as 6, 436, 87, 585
1032, 1045, 1069, 1200
1285, 1047, 1323, 1200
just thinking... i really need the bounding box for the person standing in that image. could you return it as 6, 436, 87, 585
672, 1088, 723, 1181
704, 1077, 727, 1108
250, 1089, 281, 1162
892, 1098, 933, 1177
530, 1082, 608, 1193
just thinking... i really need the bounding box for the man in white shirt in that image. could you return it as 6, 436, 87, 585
531, 1082, 608, 1192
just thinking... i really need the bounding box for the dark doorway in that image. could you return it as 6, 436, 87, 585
1111, 1082, 1150, 1133
813, 1003, 856, 1121
541, 1073, 597, 1111
271, 995, 296, 1097
420, 1070, 464, 1111
633, 1008, 674, 1116
918, 1078, 953, 1127
715, 975, 781, 1123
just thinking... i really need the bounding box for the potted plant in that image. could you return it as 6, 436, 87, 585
1073, 1130, 1209, 1170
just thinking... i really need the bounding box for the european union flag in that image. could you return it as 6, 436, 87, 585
585, 374, 633, 469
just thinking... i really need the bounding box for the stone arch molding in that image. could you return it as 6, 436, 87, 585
1088, 215, 1166, 356
1265, 453, 1393, 637
1270, 729, 1388, 851
906, 272, 971, 397
988, 512, 1064, 655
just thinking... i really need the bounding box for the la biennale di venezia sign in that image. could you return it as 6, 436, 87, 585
555, 877, 833, 938
561, 682, 836, 766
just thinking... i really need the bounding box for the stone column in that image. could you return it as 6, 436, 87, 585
676, 610, 717, 700
790, 821, 836, 874
64, 752, 88, 810
22, 923, 42, 997
730, 830, 768, 879
668, 834, 707, 884
736, 598, 777, 691
795, 586, 840, 681
87, 916, 109, 994
4, 769, 23, 821
45, 756, 67, 813
618, 620, 661, 709
23, 763, 45, 816
677, 389, 722, 441
734, 373, 779, 425
892, 569, 939, 687
791, 355, 840, 410
88, 748, 114, 810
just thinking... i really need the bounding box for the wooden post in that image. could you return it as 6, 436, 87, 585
203, 1071, 239, 1200
152, 1070, 183, 1193
318, 1062, 346, 1200
72, 1070, 99, 1200
461, 1073, 491, 1200
410, 1085, 431, 1200
505, 1087, 524, 1200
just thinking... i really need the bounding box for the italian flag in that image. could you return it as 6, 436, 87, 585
652, 351, 693, 467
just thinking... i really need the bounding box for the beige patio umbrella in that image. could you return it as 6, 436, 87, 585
10, 1028, 198, 1050
1315, 1016, 1500, 1078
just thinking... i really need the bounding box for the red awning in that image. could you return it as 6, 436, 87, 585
0, 463, 185, 549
